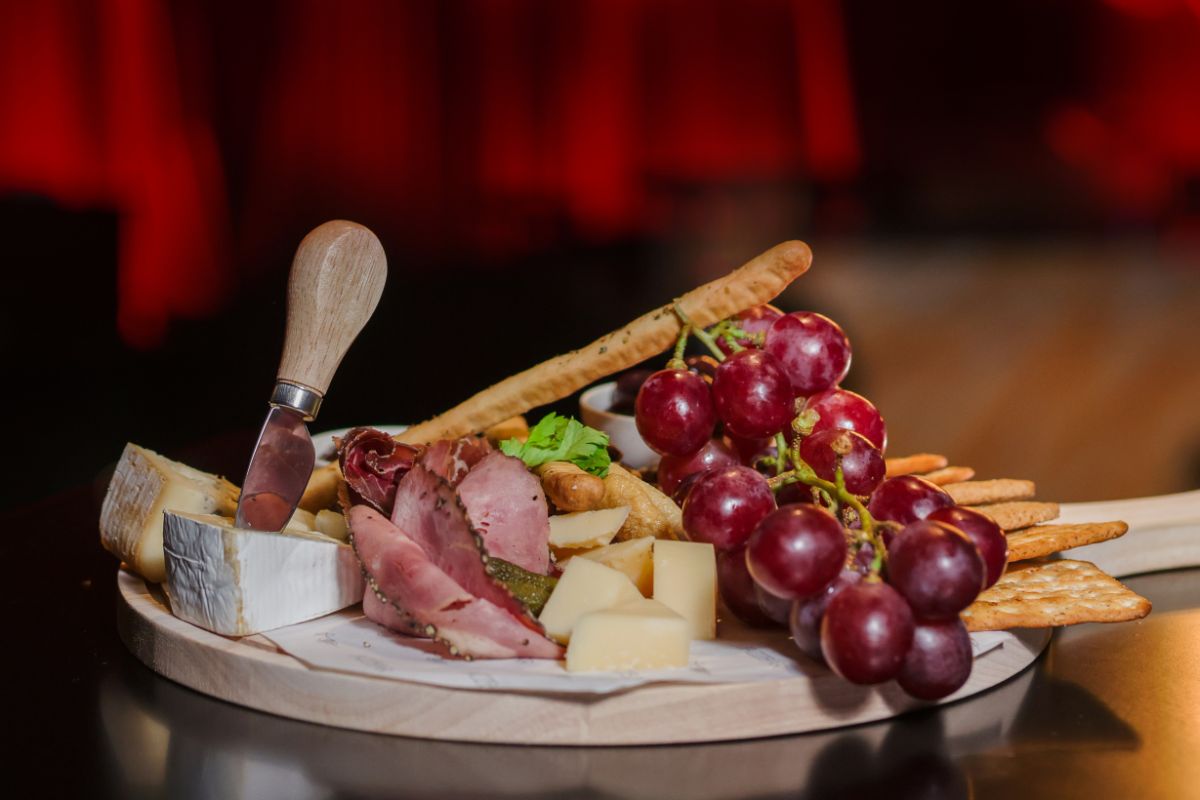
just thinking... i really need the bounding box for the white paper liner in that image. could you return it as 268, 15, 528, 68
263, 609, 1012, 695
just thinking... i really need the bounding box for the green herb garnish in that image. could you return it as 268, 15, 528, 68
498, 412, 611, 477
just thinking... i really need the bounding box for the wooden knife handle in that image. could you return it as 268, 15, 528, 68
277, 220, 387, 397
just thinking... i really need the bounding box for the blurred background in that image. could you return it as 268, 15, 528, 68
3, 0, 1199, 509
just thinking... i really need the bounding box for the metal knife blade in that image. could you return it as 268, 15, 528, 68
235, 406, 316, 531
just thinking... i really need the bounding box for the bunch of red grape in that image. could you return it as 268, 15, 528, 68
630, 304, 1009, 700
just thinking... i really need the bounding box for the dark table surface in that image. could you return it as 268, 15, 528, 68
8, 466, 1200, 800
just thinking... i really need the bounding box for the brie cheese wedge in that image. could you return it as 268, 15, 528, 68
162, 512, 364, 636
100, 443, 240, 583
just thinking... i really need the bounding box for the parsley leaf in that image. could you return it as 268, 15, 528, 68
499, 412, 611, 477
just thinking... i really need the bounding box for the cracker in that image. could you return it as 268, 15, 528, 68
962, 558, 1150, 631
920, 466, 975, 485
1006, 521, 1129, 563
396, 241, 813, 444
966, 501, 1059, 531
885, 453, 948, 477
944, 478, 1036, 506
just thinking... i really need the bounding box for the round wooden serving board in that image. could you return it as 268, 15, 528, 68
117, 491, 1198, 745
116, 573, 1044, 745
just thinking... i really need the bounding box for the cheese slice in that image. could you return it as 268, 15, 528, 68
652, 540, 717, 640
548, 506, 630, 549
566, 598, 690, 672
573, 536, 654, 596
162, 512, 364, 636
100, 443, 240, 583
537, 557, 642, 643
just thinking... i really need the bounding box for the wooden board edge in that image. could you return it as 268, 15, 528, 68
115, 571, 1050, 745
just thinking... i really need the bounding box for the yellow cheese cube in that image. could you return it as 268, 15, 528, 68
537, 557, 642, 643
548, 507, 630, 549
652, 540, 717, 640
575, 536, 654, 596
566, 599, 691, 672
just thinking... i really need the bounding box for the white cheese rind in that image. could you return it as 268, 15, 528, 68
652, 540, 717, 640
537, 557, 642, 643
566, 598, 690, 672
162, 512, 364, 636
100, 443, 240, 583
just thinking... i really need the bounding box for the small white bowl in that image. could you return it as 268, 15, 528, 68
579, 382, 660, 470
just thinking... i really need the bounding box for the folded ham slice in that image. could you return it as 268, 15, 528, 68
362, 589, 427, 638
457, 451, 551, 575
419, 436, 492, 486
350, 505, 562, 659
391, 463, 542, 631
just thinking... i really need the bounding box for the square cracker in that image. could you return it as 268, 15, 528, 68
944, 478, 1036, 506
961, 558, 1151, 631
1007, 521, 1129, 563
966, 500, 1059, 531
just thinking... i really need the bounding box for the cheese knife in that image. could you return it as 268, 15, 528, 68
235, 220, 387, 531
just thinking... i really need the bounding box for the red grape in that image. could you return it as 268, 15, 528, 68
775, 481, 817, 507
802, 388, 887, 452
634, 369, 717, 456
886, 520, 985, 620
671, 469, 706, 506
798, 429, 885, 496
682, 465, 776, 551
712, 350, 795, 440
897, 618, 973, 700
820, 580, 914, 684
725, 432, 772, 464
763, 311, 852, 395
715, 304, 783, 355
789, 569, 864, 662
658, 438, 738, 496
716, 546, 775, 627
755, 584, 792, 626
927, 506, 1008, 589
745, 505, 848, 599
867, 475, 953, 525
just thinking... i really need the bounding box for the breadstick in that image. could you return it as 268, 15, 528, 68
396, 240, 813, 444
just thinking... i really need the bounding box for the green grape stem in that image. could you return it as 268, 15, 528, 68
666, 323, 691, 370
773, 432, 789, 476
767, 441, 886, 575
673, 303, 726, 362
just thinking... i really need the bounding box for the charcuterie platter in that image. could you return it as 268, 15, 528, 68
102, 226, 1197, 745
113, 489, 1196, 744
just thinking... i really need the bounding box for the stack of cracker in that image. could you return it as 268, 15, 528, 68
885, 453, 1152, 631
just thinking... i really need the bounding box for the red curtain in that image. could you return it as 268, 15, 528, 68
0, 0, 859, 348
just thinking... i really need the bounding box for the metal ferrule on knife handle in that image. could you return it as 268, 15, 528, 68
270, 381, 323, 422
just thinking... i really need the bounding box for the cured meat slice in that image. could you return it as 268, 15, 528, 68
362, 589, 428, 638
419, 436, 492, 486
337, 427, 421, 514
350, 506, 562, 659
390, 463, 541, 630
457, 451, 551, 575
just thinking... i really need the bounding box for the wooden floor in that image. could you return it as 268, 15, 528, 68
767, 239, 1200, 503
